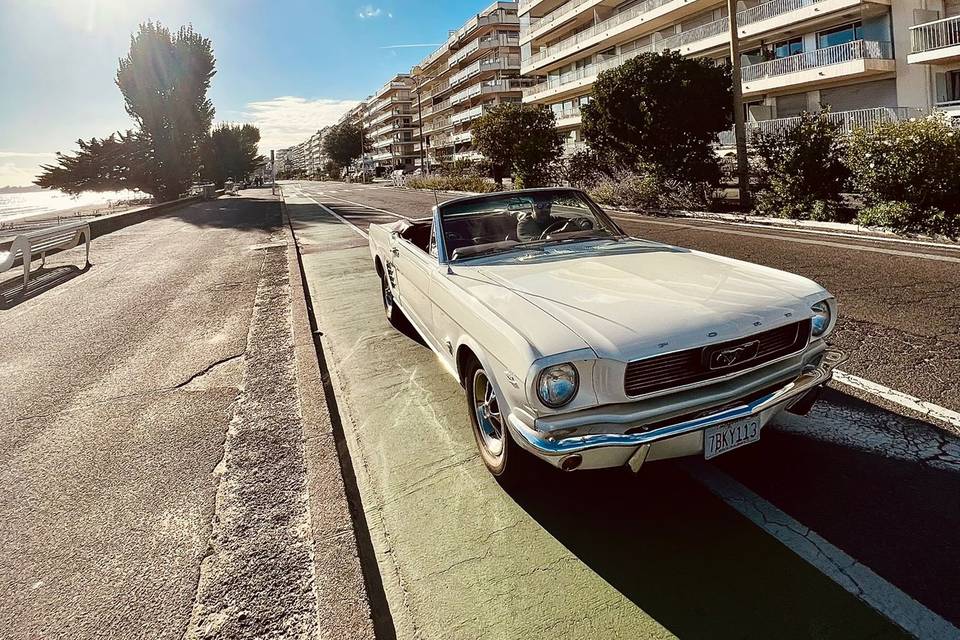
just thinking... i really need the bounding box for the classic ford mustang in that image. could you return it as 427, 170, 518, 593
369, 188, 844, 478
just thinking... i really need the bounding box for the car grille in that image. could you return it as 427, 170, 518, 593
623, 320, 811, 397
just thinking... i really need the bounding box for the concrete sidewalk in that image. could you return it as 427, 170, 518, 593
0, 192, 374, 639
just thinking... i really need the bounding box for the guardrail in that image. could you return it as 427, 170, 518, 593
910, 14, 960, 53
741, 40, 892, 82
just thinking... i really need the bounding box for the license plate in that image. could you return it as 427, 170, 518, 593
704, 417, 761, 460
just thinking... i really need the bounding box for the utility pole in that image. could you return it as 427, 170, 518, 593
727, 0, 751, 211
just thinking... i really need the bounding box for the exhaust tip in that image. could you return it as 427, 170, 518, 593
560, 454, 583, 472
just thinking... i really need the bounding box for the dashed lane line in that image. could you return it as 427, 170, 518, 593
303, 192, 417, 221
685, 461, 960, 640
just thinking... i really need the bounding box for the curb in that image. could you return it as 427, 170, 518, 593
281, 194, 390, 640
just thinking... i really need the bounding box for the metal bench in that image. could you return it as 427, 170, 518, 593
0, 221, 91, 289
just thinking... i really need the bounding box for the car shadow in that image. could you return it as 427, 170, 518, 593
0, 264, 89, 310
498, 387, 959, 636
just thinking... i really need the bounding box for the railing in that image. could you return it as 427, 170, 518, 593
524, 44, 655, 97
910, 15, 960, 53
556, 106, 582, 121
451, 79, 528, 105
452, 104, 487, 125
740, 0, 823, 26
659, 17, 728, 50
453, 131, 474, 144
422, 117, 451, 133
717, 107, 924, 145
742, 40, 893, 82
525, 0, 678, 67
527, 0, 597, 39
562, 140, 588, 156
450, 55, 522, 87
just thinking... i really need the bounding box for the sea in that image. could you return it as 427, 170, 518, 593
0, 189, 151, 224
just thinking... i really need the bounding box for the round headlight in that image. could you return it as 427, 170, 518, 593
811, 301, 832, 337
537, 363, 579, 408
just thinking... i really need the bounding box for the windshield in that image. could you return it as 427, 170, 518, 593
439, 190, 624, 261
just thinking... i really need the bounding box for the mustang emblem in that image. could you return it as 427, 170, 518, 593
708, 340, 761, 370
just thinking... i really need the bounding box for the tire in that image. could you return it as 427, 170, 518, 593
381, 271, 399, 325
465, 360, 520, 480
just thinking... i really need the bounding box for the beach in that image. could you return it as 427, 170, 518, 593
0, 189, 153, 232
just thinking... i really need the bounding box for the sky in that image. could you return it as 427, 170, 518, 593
0, 0, 488, 186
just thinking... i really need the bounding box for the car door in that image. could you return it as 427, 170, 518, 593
391, 229, 436, 340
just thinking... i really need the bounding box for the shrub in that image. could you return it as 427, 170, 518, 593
588, 170, 661, 210
404, 175, 497, 193
753, 112, 849, 220
858, 201, 957, 237
565, 149, 604, 189
847, 114, 960, 217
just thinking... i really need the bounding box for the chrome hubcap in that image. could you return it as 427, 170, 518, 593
472, 370, 504, 459
382, 277, 393, 313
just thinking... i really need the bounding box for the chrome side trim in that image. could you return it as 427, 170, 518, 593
508, 349, 846, 457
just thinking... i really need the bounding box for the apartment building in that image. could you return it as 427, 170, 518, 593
907, 1, 960, 113
363, 75, 418, 173
410, 1, 535, 170
519, 0, 958, 153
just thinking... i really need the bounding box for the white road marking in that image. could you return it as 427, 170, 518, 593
609, 212, 960, 252
610, 215, 960, 264
833, 370, 960, 431
685, 461, 960, 640
315, 193, 416, 220
293, 191, 369, 239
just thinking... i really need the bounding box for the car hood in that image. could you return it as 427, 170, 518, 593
465, 240, 827, 361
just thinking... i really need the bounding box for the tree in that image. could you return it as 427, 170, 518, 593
201, 124, 262, 186
472, 103, 563, 187
37, 22, 216, 200
35, 131, 150, 195
581, 51, 732, 185
753, 112, 850, 221
323, 123, 366, 168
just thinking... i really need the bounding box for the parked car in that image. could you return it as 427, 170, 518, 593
368, 188, 844, 478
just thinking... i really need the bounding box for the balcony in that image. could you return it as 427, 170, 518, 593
524, 44, 655, 102
717, 107, 923, 146
741, 40, 895, 96
555, 107, 583, 128
451, 104, 487, 126
908, 15, 960, 64
450, 55, 522, 88
524, 0, 602, 44
449, 34, 521, 67
522, 0, 700, 72
451, 79, 529, 106
562, 140, 587, 156
452, 131, 474, 144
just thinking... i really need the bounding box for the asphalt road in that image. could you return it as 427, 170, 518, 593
286, 180, 960, 640
0, 192, 373, 639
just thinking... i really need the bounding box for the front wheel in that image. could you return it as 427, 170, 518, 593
381, 271, 399, 325
466, 362, 522, 480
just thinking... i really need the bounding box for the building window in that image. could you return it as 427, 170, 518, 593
949, 71, 960, 103
817, 22, 864, 49
773, 37, 803, 59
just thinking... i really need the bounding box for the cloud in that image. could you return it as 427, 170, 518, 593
231, 97, 361, 152
357, 5, 391, 19
0, 152, 57, 187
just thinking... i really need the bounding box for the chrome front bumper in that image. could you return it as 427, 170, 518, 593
507, 349, 846, 471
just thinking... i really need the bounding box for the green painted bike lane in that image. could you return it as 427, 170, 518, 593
285, 192, 905, 640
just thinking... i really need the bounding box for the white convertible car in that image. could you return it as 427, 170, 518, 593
369, 188, 844, 479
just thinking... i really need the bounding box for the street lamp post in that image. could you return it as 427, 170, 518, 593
416, 84, 427, 174
727, 0, 751, 211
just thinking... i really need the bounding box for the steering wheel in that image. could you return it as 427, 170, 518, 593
538, 220, 571, 240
